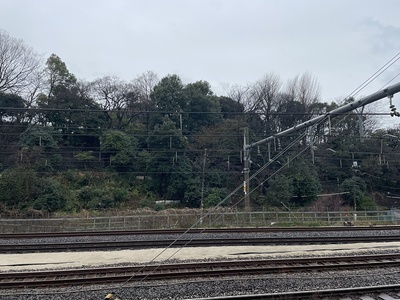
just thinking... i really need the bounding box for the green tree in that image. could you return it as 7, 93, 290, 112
19, 125, 58, 149
165, 155, 195, 202
45, 53, 77, 95
286, 160, 321, 206
74, 151, 95, 169
100, 130, 138, 171
291, 172, 321, 206
146, 117, 188, 197
151, 74, 185, 129
276, 99, 306, 130
265, 175, 294, 207
0, 92, 27, 122
219, 96, 244, 120
325, 98, 367, 152
183, 81, 222, 132
37, 55, 104, 151
191, 119, 245, 192
183, 177, 202, 208
0, 92, 30, 168
340, 176, 377, 210
19, 125, 59, 170
152, 74, 185, 112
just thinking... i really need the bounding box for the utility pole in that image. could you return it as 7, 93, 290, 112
200, 148, 207, 211
243, 128, 250, 211
309, 126, 315, 164
200, 148, 207, 224
241, 82, 400, 216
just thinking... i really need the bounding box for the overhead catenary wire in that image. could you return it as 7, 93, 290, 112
243, 65, 400, 199
5, 52, 400, 299
344, 51, 400, 101
107, 135, 313, 295
60, 64, 400, 298
62, 132, 311, 298
0, 106, 398, 116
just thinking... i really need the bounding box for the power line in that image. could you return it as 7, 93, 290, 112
343, 51, 400, 101
0, 106, 398, 116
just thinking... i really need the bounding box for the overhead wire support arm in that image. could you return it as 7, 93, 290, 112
245, 81, 400, 151
240, 81, 400, 213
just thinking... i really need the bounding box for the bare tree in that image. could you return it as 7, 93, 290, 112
0, 30, 42, 93
131, 71, 159, 130
285, 72, 321, 110
247, 73, 282, 135
91, 76, 136, 129
223, 83, 252, 111
132, 70, 159, 104
249, 73, 282, 114
23, 69, 46, 107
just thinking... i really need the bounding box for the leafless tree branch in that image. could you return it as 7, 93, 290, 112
0, 30, 42, 93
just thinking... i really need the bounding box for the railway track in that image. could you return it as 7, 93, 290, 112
2, 225, 400, 239
2, 234, 400, 253
2, 253, 400, 289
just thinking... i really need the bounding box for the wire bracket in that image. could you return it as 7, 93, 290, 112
388, 95, 400, 117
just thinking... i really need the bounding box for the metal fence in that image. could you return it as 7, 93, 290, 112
0, 210, 399, 233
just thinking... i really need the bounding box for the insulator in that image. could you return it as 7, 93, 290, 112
390, 104, 396, 109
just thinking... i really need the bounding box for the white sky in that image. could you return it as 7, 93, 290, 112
1, 0, 400, 127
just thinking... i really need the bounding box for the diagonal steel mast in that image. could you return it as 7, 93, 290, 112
243, 81, 400, 210
246, 81, 400, 150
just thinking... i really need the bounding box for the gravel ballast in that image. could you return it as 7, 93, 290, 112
1, 229, 400, 299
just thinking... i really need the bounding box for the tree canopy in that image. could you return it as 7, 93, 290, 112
0, 30, 399, 215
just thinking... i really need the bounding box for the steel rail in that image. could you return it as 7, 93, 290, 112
1, 226, 400, 239
2, 235, 400, 253
2, 253, 400, 289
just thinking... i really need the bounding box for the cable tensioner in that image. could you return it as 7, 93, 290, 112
388, 95, 400, 117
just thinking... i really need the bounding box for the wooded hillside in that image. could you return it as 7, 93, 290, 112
1, 29, 399, 216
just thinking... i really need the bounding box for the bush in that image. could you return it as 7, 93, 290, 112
0, 167, 40, 207
358, 195, 378, 211
204, 188, 228, 208
32, 178, 70, 212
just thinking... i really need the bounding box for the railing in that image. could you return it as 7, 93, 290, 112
0, 210, 398, 233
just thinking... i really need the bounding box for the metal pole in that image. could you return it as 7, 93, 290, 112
243, 127, 250, 211
246, 81, 400, 150
200, 148, 207, 211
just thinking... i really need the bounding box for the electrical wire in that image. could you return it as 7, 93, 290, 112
5, 52, 400, 299
342, 51, 400, 102
66, 54, 400, 297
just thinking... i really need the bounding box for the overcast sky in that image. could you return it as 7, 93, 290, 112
1, 0, 400, 127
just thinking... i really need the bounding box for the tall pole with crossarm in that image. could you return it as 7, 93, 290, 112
243, 127, 250, 211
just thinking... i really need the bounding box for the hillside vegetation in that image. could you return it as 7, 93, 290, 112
1, 30, 399, 217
